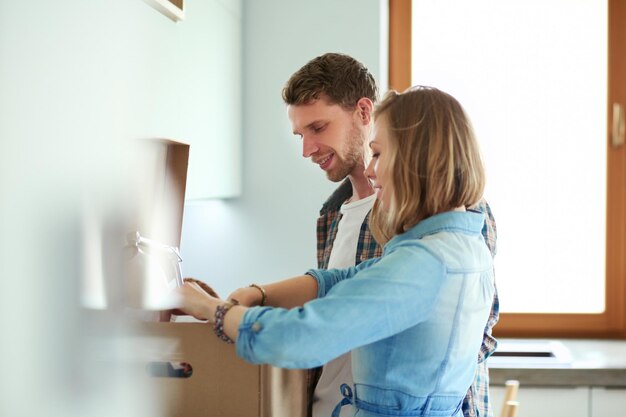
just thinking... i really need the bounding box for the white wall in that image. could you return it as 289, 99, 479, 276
180, 0, 388, 297
0, 0, 386, 414
0, 0, 240, 415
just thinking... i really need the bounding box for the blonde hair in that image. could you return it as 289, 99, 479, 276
371, 86, 485, 245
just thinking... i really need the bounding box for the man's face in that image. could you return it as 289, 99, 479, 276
288, 97, 366, 183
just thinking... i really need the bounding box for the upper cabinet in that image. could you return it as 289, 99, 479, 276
144, 0, 243, 199
0, 0, 242, 201
174, 0, 242, 199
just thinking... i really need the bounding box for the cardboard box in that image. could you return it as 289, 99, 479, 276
135, 321, 308, 417
117, 139, 307, 417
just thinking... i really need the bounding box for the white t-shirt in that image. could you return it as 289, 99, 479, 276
313, 193, 377, 417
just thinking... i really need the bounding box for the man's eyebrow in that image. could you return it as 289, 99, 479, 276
294, 120, 325, 135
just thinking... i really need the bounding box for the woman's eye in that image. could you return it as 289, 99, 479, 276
372, 153, 380, 158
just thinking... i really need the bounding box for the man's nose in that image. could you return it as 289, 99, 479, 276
302, 136, 319, 158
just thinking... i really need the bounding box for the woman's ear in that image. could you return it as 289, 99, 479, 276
356, 97, 374, 125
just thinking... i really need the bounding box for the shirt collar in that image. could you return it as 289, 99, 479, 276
386, 211, 485, 248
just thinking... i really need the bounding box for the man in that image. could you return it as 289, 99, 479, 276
282, 53, 499, 417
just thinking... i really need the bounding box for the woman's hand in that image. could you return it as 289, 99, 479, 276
171, 281, 221, 322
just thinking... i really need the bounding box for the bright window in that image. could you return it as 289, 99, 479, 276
410, 0, 607, 313
388, 0, 626, 337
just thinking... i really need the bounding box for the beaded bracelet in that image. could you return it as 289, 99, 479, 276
213, 300, 238, 344
249, 283, 267, 306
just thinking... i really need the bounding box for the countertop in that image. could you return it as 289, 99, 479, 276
488, 339, 626, 387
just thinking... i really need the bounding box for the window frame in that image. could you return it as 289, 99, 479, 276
388, 0, 626, 339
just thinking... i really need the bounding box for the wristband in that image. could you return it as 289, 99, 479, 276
213, 300, 238, 344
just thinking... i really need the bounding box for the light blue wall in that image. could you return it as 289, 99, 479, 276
0, 0, 241, 202
180, 0, 387, 297
0, 1, 386, 414
0, 1, 241, 415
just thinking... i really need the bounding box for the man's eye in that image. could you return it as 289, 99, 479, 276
312, 125, 326, 133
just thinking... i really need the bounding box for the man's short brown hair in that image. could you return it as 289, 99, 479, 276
282, 53, 378, 109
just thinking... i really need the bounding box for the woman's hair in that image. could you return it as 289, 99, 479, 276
282, 53, 378, 110
370, 86, 485, 245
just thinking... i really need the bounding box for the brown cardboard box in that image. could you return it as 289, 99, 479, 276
135, 322, 307, 417
120, 139, 307, 417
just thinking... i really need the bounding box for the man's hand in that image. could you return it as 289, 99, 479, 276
227, 286, 264, 307
183, 277, 220, 298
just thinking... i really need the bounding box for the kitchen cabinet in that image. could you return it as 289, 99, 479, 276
489, 339, 626, 417
490, 386, 626, 417
490, 386, 588, 417
590, 387, 626, 416
176, 0, 242, 200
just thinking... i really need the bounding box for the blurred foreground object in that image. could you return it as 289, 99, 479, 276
124, 231, 184, 314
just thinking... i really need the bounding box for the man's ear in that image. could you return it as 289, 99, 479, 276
356, 97, 374, 125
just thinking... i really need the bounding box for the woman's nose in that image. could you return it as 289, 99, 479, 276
364, 158, 376, 180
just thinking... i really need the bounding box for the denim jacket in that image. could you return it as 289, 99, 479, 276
314, 180, 499, 417
237, 211, 495, 417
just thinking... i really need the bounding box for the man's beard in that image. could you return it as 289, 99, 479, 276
326, 126, 365, 183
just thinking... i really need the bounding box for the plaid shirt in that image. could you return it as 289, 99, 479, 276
308, 179, 499, 417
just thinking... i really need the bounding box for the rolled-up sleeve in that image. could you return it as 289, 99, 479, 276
306, 257, 381, 298
236, 304, 335, 368
235, 246, 447, 369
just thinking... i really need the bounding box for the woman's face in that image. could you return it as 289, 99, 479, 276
365, 115, 393, 210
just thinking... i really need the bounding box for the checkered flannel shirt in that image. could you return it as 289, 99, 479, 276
308, 180, 499, 417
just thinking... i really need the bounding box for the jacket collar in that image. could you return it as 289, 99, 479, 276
319, 179, 352, 215
387, 211, 485, 248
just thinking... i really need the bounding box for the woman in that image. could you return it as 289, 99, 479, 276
173, 86, 495, 417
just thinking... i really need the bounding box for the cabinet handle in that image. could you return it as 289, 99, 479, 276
612, 103, 625, 148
